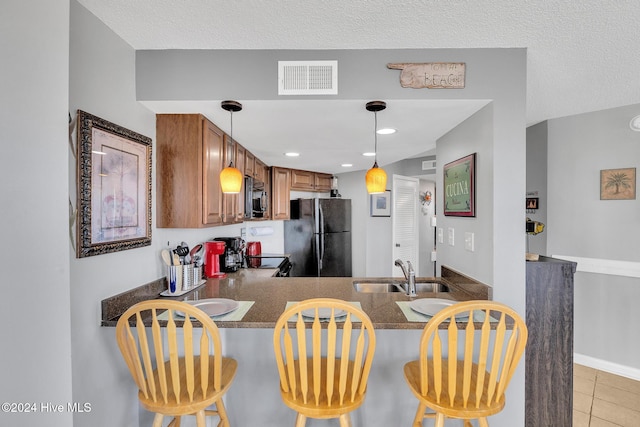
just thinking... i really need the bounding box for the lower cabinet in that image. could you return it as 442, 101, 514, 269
525, 256, 576, 427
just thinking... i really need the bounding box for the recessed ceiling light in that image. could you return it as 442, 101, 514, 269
362, 152, 376, 157
630, 115, 640, 131
377, 128, 396, 135
284, 152, 300, 157
341, 163, 353, 167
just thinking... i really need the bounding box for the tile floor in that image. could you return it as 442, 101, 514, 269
574, 364, 640, 427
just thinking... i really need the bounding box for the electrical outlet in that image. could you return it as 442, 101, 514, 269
464, 232, 475, 252
447, 227, 455, 246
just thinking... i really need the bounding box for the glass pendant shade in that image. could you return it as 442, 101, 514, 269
220, 100, 243, 194
366, 162, 387, 194
220, 164, 243, 193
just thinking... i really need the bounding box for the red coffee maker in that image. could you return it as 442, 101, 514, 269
205, 241, 227, 278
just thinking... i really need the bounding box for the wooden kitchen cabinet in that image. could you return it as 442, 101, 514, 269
245, 150, 255, 179
157, 114, 225, 227
271, 167, 291, 220
525, 256, 576, 427
291, 169, 333, 192
255, 158, 267, 183
314, 172, 333, 192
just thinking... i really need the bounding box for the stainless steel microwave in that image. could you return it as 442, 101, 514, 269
244, 176, 268, 219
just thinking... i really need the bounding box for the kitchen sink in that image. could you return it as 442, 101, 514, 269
353, 281, 449, 293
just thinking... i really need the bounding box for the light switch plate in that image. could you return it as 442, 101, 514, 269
447, 227, 455, 246
464, 232, 475, 252
438, 228, 444, 244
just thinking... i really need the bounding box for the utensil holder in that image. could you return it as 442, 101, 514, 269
181, 264, 194, 290
166, 265, 183, 295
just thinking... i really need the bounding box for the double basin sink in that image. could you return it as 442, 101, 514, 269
353, 279, 449, 294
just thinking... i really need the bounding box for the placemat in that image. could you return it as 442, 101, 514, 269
396, 301, 493, 323
285, 301, 363, 322
157, 301, 254, 322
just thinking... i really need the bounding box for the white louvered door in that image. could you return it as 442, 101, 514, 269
392, 175, 419, 276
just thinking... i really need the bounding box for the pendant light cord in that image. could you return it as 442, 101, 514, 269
229, 110, 234, 167
374, 111, 378, 165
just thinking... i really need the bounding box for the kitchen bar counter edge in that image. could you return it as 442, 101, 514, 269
101, 266, 491, 329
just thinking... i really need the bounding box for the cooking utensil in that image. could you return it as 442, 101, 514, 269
161, 249, 172, 266
172, 252, 181, 266
190, 243, 204, 266
181, 241, 191, 264
174, 245, 189, 264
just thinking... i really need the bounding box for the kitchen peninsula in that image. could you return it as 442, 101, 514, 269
102, 267, 490, 426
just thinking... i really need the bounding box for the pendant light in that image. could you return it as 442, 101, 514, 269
220, 100, 243, 194
365, 100, 387, 194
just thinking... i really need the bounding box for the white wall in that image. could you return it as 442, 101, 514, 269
0, 2, 73, 426
546, 103, 640, 374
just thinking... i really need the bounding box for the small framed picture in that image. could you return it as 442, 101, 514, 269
600, 168, 636, 200
526, 198, 539, 210
370, 190, 391, 217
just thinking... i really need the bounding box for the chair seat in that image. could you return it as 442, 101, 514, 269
280, 359, 366, 419
140, 356, 237, 416
404, 359, 505, 419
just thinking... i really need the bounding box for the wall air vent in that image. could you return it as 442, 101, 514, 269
422, 160, 437, 171
278, 61, 338, 95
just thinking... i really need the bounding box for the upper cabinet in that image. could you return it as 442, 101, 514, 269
271, 167, 291, 220
291, 169, 333, 192
157, 114, 225, 228
222, 134, 244, 224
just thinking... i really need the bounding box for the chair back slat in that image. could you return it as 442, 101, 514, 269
416, 301, 528, 412
273, 299, 376, 410
447, 318, 459, 406
115, 300, 227, 407
151, 309, 168, 403
462, 316, 476, 406
326, 315, 337, 406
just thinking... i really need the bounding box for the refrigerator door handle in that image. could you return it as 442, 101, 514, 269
318, 202, 325, 235
315, 234, 323, 273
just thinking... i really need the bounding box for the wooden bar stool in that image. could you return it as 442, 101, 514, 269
273, 298, 376, 427
116, 299, 237, 427
403, 300, 528, 427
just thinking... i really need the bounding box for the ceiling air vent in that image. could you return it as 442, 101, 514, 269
278, 61, 338, 95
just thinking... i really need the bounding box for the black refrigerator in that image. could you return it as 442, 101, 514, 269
284, 198, 352, 277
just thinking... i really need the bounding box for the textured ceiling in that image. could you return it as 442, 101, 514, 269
77, 0, 640, 173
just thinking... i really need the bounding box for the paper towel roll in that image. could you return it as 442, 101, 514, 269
249, 226, 273, 236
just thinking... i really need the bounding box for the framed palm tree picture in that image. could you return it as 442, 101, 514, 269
600, 167, 636, 200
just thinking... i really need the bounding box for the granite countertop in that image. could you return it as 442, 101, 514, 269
102, 266, 490, 329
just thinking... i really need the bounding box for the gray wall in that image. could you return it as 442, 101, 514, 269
0, 2, 73, 426
546, 103, 640, 372
436, 104, 495, 286
526, 121, 548, 255
68, 3, 252, 426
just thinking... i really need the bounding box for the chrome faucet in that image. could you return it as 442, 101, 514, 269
394, 259, 416, 297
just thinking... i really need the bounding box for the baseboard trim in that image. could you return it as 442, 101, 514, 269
553, 255, 640, 279
574, 353, 640, 381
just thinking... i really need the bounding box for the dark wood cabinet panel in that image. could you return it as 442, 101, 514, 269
526, 257, 576, 427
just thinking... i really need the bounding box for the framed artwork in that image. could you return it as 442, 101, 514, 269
600, 167, 636, 200
443, 153, 476, 217
76, 110, 152, 258
526, 197, 539, 210
370, 190, 391, 217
